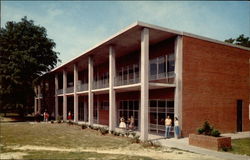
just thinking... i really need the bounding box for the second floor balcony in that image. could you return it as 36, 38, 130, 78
149, 71, 175, 82
115, 75, 140, 86
93, 79, 109, 89
66, 86, 74, 93
77, 83, 88, 92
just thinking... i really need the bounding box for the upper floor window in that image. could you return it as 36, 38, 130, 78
149, 53, 175, 80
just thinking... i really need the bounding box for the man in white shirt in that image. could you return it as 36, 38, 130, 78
165, 116, 172, 138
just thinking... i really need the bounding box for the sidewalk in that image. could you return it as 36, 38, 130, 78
148, 132, 250, 160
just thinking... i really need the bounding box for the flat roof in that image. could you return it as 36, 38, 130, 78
49, 21, 250, 74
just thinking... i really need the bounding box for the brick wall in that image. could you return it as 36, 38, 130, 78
182, 36, 250, 136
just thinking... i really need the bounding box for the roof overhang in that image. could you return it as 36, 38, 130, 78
46, 21, 250, 75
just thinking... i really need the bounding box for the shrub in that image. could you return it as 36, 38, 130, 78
114, 131, 120, 136
130, 135, 140, 143
56, 116, 62, 123
81, 124, 88, 129
197, 121, 221, 137
51, 120, 54, 124
197, 128, 204, 134
202, 121, 213, 135
211, 129, 221, 137
99, 127, 109, 135
131, 132, 136, 137
142, 141, 161, 148
67, 120, 74, 125
125, 131, 130, 137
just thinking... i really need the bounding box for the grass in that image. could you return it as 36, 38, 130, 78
0, 122, 226, 160
228, 138, 250, 156
0, 122, 155, 159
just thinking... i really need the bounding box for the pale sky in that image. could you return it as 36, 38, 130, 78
1, 1, 250, 66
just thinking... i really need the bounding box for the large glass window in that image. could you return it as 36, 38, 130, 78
149, 99, 174, 135
150, 59, 157, 76
118, 100, 140, 129
149, 54, 175, 80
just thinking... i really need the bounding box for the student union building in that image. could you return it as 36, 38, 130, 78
34, 22, 250, 141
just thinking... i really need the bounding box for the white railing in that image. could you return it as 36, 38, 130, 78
149, 71, 175, 82
57, 89, 63, 95
66, 86, 74, 93
77, 83, 88, 92
115, 76, 140, 86
37, 93, 43, 98
93, 79, 109, 89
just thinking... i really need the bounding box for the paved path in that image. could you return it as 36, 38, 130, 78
148, 132, 250, 160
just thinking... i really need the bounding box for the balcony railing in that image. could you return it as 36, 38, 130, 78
66, 86, 74, 93
115, 76, 140, 86
77, 83, 88, 92
149, 71, 175, 81
57, 89, 63, 95
36, 93, 43, 98
93, 79, 109, 89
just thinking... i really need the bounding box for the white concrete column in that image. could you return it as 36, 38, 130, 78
174, 35, 183, 137
55, 74, 59, 119
37, 85, 41, 113
34, 98, 37, 113
109, 46, 116, 131
88, 57, 94, 125
74, 64, 79, 122
34, 86, 37, 113
140, 28, 149, 141
63, 70, 67, 121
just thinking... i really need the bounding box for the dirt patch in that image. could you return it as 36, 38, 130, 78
0, 152, 28, 159
8, 145, 220, 160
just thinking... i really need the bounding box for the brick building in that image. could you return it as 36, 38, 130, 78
34, 21, 250, 140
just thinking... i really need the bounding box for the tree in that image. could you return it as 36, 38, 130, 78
225, 34, 250, 48
0, 16, 60, 115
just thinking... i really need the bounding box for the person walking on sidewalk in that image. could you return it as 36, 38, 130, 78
165, 115, 172, 138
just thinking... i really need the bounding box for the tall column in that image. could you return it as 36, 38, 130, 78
63, 70, 67, 121
140, 28, 149, 141
38, 85, 41, 113
74, 64, 79, 122
34, 86, 37, 113
55, 74, 59, 119
88, 57, 94, 125
109, 46, 116, 131
174, 35, 183, 138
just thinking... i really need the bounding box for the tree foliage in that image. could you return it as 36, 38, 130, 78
225, 34, 250, 48
0, 17, 60, 113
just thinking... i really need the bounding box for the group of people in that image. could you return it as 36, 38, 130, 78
165, 116, 180, 139
34, 109, 50, 122
119, 116, 135, 130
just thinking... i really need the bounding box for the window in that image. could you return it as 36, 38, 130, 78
150, 59, 157, 76
149, 99, 175, 134
167, 54, 175, 73
149, 55, 175, 80
158, 56, 166, 75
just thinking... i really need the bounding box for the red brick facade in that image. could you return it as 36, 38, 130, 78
182, 36, 250, 136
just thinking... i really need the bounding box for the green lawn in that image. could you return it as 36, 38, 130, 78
0, 122, 220, 160
229, 138, 250, 156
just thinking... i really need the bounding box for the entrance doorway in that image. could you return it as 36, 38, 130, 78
236, 100, 243, 132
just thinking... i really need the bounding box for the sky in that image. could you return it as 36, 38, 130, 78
1, 1, 250, 66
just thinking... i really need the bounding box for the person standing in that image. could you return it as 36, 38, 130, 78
165, 115, 172, 138
68, 111, 72, 121
174, 117, 180, 139
43, 110, 49, 122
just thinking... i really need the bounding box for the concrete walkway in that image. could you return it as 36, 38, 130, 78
148, 132, 250, 160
